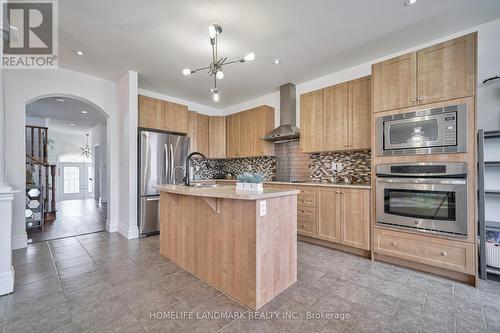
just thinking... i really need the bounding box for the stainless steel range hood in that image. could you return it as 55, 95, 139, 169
262, 83, 299, 142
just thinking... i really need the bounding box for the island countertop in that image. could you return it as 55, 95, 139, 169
155, 184, 300, 200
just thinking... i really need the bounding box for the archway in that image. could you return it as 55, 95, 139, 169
25, 94, 110, 242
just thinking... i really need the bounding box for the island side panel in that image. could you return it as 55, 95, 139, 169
159, 192, 258, 309
255, 195, 298, 309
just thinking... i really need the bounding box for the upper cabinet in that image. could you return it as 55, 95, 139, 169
372, 33, 476, 113
226, 106, 275, 158
138, 95, 188, 134
187, 111, 209, 156
208, 116, 226, 159
300, 76, 371, 153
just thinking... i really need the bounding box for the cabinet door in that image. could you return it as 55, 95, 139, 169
187, 111, 197, 152
239, 110, 253, 157
300, 90, 324, 152
340, 189, 370, 250
226, 113, 240, 158
317, 188, 341, 243
138, 95, 163, 130
164, 101, 188, 133
348, 76, 371, 150
252, 106, 275, 156
208, 116, 226, 159
417, 33, 475, 105
372, 53, 417, 113
323, 83, 348, 151
196, 113, 209, 156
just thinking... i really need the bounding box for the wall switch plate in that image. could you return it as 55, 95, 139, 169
259, 200, 267, 216
337, 163, 343, 171
332, 163, 337, 171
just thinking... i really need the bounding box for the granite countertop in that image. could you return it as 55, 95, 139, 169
155, 184, 300, 200
198, 179, 371, 189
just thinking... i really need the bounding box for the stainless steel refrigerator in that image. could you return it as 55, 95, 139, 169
138, 130, 189, 235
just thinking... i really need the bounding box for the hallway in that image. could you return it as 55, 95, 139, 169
28, 199, 106, 243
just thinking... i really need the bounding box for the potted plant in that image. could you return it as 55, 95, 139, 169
236, 173, 264, 192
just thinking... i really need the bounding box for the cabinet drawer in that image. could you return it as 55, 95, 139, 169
297, 219, 317, 236
297, 205, 316, 221
373, 228, 474, 274
296, 187, 317, 207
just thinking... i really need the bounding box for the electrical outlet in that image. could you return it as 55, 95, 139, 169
332, 163, 337, 171
259, 200, 267, 216
337, 163, 343, 171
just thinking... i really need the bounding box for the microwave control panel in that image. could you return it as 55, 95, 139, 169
443, 112, 457, 145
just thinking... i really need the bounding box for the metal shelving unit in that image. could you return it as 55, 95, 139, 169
478, 129, 500, 279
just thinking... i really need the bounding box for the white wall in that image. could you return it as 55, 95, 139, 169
139, 88, 221, 116
4, 67, 120, 249
222, 18, 500, 131
91, 124, 107, 202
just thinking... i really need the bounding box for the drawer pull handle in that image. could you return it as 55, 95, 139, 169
440, 251, 447, 257
391, 242, 397, 246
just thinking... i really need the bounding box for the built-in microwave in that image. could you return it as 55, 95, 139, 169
376, 103, 467, 156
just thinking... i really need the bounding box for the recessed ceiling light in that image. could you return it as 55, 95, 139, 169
81, 110, 88, 114
404, 0, 417, 7
273, 59, 282, 65
56, 97, 65, 102
69, 123, 75, 127
73, 49, 85, 56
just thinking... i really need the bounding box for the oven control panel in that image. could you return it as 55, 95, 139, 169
443, 112, 457, 145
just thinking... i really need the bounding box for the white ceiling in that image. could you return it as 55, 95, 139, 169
26, 97, 107, 134
58, 0, 500, 107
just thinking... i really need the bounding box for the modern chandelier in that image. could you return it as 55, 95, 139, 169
182, 24, 255, 102
80, 134, 91, 158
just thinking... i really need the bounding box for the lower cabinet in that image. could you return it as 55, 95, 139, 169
317, 187, 370, 250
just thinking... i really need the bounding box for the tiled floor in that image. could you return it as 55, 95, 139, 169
28, 199, 106, 243
2, 232, 500, 333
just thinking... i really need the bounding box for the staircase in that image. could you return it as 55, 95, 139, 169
26, 125, 57, 224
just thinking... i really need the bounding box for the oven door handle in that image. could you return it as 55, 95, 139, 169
376, 178, 466, 185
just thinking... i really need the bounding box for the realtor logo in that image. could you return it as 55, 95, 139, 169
2, 0, 58, 68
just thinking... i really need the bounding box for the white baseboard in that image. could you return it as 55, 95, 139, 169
106, 219, 118, 233
12, 233, 27, 250
118, 223, 139, 239
0, 266, 14, 295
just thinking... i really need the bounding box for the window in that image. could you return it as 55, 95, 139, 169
63, 166, 80, 194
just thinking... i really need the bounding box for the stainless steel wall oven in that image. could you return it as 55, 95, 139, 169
376, 162, 468, 236
376, 103, 467, 156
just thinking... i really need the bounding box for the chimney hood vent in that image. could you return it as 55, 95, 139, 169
262, 83, 299, 142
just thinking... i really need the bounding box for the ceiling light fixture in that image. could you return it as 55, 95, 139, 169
56, 97, 65, 102
404, 0, 417, 7
182, 24, 255, 102
273, 59, 282, 65
73, 49, 85, 56
81, 110, 88, 114
80, 134, 92, 158
69, 123, 75, 127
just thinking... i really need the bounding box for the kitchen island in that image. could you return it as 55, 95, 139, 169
156, 184, 299, 310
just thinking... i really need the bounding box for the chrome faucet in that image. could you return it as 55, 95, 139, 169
185, 152, 208, 186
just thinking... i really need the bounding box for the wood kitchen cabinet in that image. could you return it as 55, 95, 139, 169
318, 187, 370, 250
226, 106, 275, 158
208, 116, 226, 158
300, 76, 371, 152
187, 111, 209, 155
226, 113, 241, 158
138, 95, 188, 134
372, 33, 476, 113
300, 89, 324, 152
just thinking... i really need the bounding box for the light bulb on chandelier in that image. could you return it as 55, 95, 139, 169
216, 71, 224, 80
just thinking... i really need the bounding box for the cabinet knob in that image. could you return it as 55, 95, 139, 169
410, 99, 416, 103
440, 251, 447, 257
418, 97, 423, 101
391, 242, 397, 246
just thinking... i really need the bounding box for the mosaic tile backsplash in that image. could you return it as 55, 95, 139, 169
192, 156, 276, 181
310, 150, 371, 184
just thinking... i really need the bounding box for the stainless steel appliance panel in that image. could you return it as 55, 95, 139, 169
139, 196, 160, 235
140, 131, 169, 196
376, 103, 467, 156
168, 135, 190, 184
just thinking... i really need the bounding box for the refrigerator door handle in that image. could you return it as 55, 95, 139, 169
164, 144, 169, 184
145, 197, 160, 202
170, 143, 174, 183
